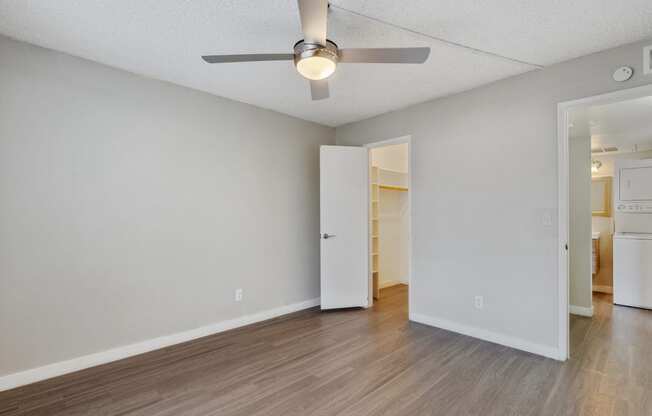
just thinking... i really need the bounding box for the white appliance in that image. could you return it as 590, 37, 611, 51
613, 159, 652, 309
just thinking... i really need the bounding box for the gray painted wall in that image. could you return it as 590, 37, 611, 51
336, 39, 652, 351
0, 35, 334, 377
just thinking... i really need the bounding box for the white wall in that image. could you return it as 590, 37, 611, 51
371, 144, 409, 173
336, 38, 652, 357
0, 35, 334, 379
569, 136, 592, 311
593, 149, 652, 177
378, 188, 409, 287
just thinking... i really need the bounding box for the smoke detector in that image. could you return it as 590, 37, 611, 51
613, 66, 633, 82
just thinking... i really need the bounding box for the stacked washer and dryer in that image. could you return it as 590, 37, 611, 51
613, 159, 652, 309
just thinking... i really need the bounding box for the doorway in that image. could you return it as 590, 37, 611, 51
558, 84, 652, 359
318, 136, 412, 314
365, 136, 412, 311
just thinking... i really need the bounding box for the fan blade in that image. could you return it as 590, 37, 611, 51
297, 0, 328, 45
339, 47, 430, 64
310, 79, 329, 100
202, 53, 294, 64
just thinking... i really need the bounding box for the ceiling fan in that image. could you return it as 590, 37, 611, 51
201, 0, 430, 100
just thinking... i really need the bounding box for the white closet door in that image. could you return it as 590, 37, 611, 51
320, 146, 368, 310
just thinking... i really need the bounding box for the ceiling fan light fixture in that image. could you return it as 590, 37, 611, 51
294, 40, 339, 81
296, 56, 336, 80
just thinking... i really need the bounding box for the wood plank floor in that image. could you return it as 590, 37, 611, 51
1, 285, 652, 415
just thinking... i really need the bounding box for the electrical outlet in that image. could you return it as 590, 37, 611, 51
474, 295, 484, 309
235, 289, 243, 302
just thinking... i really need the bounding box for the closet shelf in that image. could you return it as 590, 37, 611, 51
379, 184, 408, 191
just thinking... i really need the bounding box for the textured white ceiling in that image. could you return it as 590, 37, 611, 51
570, 96, 652, 150
1, 1, 651, 126
332, 0, 652, 66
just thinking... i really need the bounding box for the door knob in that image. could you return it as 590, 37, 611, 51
322, 233, 336, 239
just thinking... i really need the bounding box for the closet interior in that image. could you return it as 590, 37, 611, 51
369, 143, 410, 300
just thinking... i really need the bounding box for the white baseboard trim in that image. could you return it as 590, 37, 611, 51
592, 285, 613, 294
409, 312, 561, 361
569, 304, 594, 317
0, 297, 320, 392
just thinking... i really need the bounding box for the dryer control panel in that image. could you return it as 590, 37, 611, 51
616, 202, 652, 213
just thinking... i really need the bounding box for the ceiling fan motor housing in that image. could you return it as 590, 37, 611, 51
293, 40, 339, 79
294, 39, 339, 61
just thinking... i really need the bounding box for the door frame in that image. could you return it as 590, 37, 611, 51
557, 83, 652, 361
364, 136, 413, 311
